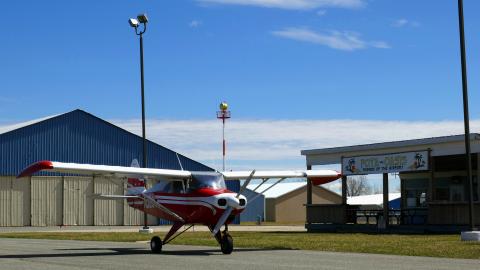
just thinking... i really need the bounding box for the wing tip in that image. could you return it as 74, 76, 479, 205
309, 171, 342, 186
17, 160, 54, 178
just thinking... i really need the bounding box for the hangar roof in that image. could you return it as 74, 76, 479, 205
248, 182, 306, 198
0, 109, 213, 175
247, 181, 339, 199
0, 114, 59, 135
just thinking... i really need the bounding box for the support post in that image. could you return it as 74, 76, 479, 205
477, 153, 480, 201
457, 0, 475, 231
306, 165, 312, 205
428, 154, 434, 202
306, 165, 312, 226
383, 173, 389, 228
341, 176, 347, 205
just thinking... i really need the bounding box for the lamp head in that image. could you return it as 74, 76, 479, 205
137, 14, 149, 24
129, 18, 139, 28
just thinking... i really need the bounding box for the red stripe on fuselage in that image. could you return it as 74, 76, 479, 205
127, 188, 240, 225
152, 188, 233, 197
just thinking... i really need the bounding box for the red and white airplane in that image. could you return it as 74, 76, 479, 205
18, 160, 341, 254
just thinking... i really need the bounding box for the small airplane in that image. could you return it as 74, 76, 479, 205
18, 160, 341, 254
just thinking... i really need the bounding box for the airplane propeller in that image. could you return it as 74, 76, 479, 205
211, 170, 256, 236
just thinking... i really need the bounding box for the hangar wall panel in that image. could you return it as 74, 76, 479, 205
63, 177, 94, 225
0, 176, 32, 226
31, 177, 63, 226
123, 199, 143, 225
0, 177, 12, 226
11, 177, 31, 226
241, 189, 265, 222
93, 177, 123, 225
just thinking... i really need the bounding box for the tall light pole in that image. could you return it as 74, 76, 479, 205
129, 13, 152, 233
217, 102, 231, 171
457, 0, 476, 232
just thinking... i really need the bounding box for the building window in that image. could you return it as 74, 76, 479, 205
402, 177, 428, 208
406, 190, 427, 208
433, 176, 479, 202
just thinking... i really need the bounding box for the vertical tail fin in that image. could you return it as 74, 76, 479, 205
126, 159, 146, 195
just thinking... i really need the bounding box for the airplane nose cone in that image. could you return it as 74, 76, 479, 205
224, 194, 247, 209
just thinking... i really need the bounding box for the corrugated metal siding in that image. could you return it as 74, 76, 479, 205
241, 189, 265, 222
63, 177, 94, 225
0, 177, 11, 226
0, 110, 213, 176
123, 198, 143, 225
93, 177, 123, 225
31, 176, 63, 226
12, 177, 30, 226
0, 176, 30, 226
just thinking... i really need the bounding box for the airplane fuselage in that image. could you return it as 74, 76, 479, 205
127, 172, 247, 226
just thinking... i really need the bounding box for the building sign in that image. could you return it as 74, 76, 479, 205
342, 151, 429, 175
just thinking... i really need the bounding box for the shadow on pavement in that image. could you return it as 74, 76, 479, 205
0, 246, 289, 259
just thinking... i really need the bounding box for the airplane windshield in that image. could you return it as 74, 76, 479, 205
189, 172, 226, 190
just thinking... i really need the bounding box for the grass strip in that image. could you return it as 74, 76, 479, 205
0, 231, 479, 259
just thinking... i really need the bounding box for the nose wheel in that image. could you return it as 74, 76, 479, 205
150, 236, 163, 253
220, 232, 233, 254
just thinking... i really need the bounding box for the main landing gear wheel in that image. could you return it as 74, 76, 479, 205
220, 233, 233, 254
150, 236, 163, 253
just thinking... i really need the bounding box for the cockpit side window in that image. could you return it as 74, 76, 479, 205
150, 179, 186, 193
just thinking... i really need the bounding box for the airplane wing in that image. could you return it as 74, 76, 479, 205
17, 160, 191, 180
222, 169, 341, 184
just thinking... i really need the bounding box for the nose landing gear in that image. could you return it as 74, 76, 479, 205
150, 236, 163, 253
220, 232, 233, 254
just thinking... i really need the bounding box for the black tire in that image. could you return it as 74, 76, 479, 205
220, 233, 233, 254
150, 236, 163, 253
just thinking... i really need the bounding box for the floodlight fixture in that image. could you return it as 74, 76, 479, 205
129, 18, 139, 28
137, 14, 149, 24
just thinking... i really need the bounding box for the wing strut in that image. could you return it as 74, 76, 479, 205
249, 178, 286, 204
142, 194, 185, 223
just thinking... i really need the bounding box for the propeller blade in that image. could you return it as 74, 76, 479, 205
236, 169, 255, 198
212, 207, 233, 236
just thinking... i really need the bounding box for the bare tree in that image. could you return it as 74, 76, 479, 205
346, 175, 372, 196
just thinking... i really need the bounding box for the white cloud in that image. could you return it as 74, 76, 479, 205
197, 0, 365, 10
316, 9, 327, 16
392, 18, 420, 28
189, 20, 202, 28
110, 118, 480, 171
271, 28, 390, 51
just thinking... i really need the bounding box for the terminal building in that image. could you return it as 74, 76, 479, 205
302, 134, 480, 232
0, 109, 239, 226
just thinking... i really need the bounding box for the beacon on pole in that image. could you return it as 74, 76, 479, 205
217, 102, 231, 171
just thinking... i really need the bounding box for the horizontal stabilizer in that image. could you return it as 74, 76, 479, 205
89, 194, 141, 200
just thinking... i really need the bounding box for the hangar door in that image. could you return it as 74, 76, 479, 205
0, 176, 30, 226
31, 176, 63, 226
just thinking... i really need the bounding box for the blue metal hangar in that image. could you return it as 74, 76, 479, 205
0, 109, 239, 226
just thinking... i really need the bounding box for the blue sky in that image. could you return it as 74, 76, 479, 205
1, 0, 479, 122
1, 0, 480, 191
